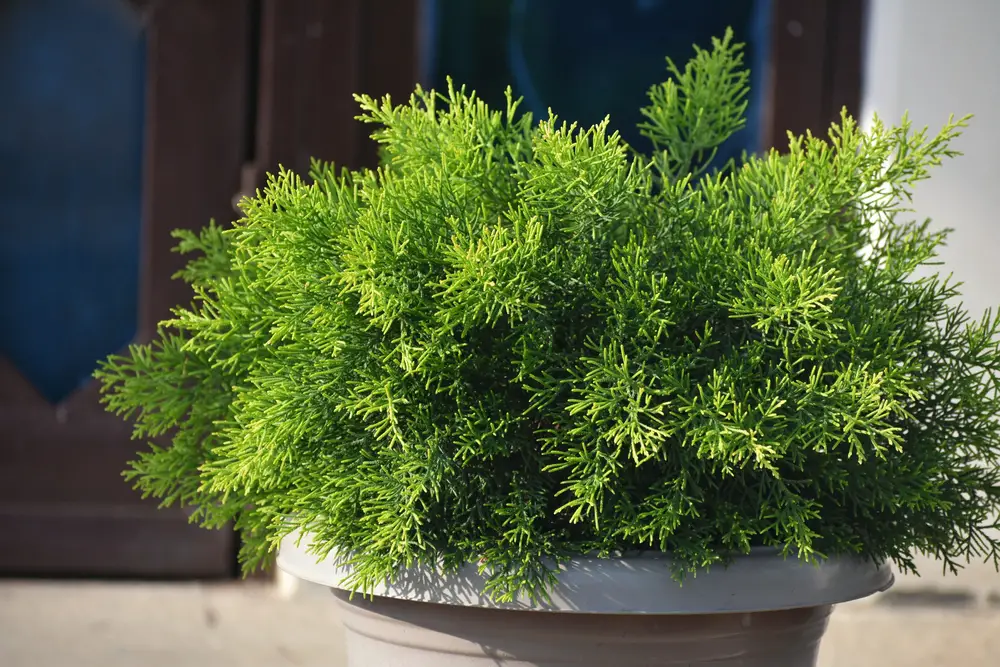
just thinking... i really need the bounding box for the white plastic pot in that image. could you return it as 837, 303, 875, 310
278, 532, 893, 666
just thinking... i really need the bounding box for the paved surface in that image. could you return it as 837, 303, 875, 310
2, 575, 999, 666
821, 603, 1000, 667
0, 580, 346, 667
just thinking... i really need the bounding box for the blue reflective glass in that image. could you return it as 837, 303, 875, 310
427, 0, 771, 164
0, 0, 145, 402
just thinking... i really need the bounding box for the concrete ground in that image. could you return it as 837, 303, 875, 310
2, 565, 999, 667
0, 579, 345, 667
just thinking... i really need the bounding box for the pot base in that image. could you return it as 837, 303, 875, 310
333, 589, 833, 666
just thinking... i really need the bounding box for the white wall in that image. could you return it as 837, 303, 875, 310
862, 0, 1000, 319
861, 0, 1000, 593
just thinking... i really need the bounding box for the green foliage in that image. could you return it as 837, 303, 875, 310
96, 29, 1000, 601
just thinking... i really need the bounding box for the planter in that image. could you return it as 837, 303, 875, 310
278, 533, 894, 666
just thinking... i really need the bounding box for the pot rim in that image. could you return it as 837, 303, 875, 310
276, 531, 894, 614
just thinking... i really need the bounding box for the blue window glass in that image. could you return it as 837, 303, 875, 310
0, 0, 145, 402
425, 0, 771, 165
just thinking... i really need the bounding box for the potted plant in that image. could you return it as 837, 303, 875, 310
97, 31, 1000, 666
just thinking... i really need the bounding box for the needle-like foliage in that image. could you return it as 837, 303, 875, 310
96, 30, 1000, 601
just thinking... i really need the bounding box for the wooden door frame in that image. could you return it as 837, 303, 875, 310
763, 0, 866, 149
142, 1, 255, 334
245, 0, 421, 190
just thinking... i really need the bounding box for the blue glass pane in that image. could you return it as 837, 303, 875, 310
427, 0, 771, 164
0, 0, 145, 402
